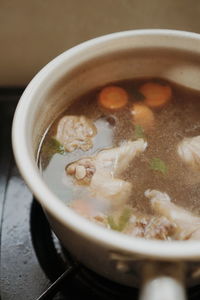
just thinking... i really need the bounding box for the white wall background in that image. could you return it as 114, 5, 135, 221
0, 0, 200, 86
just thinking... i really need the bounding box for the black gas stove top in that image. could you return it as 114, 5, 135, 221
1, 89, 200, 300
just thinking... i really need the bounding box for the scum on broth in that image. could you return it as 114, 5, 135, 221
38, 78, 200, 239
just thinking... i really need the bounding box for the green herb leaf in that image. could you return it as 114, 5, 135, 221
49, 138, 66, 155
40, 137, 66, 170
107, 216, 119, 231
42, 137, 66, 157
118, 208, 132, 231
134, 124, 146, 139
149, 157, 168, 175
107, 208, 132, 231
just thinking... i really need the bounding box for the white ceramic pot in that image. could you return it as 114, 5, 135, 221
12, 29, 200, 300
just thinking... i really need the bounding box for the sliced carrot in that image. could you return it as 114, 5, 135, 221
98, 86, 128, 110
139, 82, 172, 108
131, 103, 155, 130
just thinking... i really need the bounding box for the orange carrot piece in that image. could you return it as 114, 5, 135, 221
131, 103, 155, 130
139, 82, 172, 108
98, 86, 128, 110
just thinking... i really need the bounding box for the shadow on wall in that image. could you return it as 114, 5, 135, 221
0, 0, 200, 85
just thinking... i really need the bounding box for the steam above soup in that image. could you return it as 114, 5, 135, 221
39, 78, 200, 241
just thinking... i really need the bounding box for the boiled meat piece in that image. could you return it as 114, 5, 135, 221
56, 115, 97, 152
145, 189, 200, 240
125, 215, 176, 240
177, 135, 200, 170
95, 139, 147, 177
67, 139, 147, 206
90, 171, 132, 206
144, 216, 176, 240
66, 139, 147, 183
67, 158, 96, 184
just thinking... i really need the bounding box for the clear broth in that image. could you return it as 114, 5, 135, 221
39, 78, 200, 229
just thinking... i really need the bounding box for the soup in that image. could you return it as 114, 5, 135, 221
39, 78, 200, 241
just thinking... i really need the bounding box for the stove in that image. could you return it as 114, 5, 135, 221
0, 89, 200, 300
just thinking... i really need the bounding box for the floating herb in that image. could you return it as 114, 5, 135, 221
134, 124, 146, 139
149, 157, 168, 175
107, 208, 132, 231
42, 137, 66, 157
107, 216, 119, 231
118, 208, 132, 231
49, 138, 66, 155
39, 137, 66, 169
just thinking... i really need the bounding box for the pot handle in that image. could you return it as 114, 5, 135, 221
139, 262, 187, 300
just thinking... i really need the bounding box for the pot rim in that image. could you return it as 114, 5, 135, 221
12, 29, 200, 260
